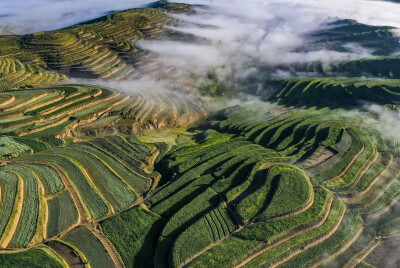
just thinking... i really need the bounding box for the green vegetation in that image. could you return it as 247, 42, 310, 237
237, 165, 312, 221
172, 203, 237, 267
268, 77, 400, 107
10, 162, 64, 195
1, 165, 39, 248
62, 226, 114, 268
101, 206, 166, 267
0, 171, 19, 239
1, 1, 400, 267
0, 247, 64, 268
47, 191, 78, 238
0, 137, 31, 158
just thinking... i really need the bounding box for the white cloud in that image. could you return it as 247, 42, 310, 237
2, 0, 400, 79
136, 0, 400, 78
0, 0, 154, 34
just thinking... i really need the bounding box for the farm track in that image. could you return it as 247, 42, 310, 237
310, 222, 363, 268
341, 154, 393, 202
324, 143, 365, 186
5, 160, 88, 226
0, 172, 24, 249
344, 151, 379, 191
46, 241, 86, 268
234, 195, 335, 268
342, 237, 380, 268
27, 168, 48, 246
350, 159, 400, 208
3, 11, 400, 267
269, 206, 347, 268
182, 190, 332, 268
0, 96, 15, 108
5, 159, 127, 268
43, 163, 88, 225
3, 93, 50, 112
86, 225, 125, 268
181, 225, 246, 268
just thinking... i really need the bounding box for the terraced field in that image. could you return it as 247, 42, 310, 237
0, 84, 207, 139
0, 1, 190, 89
2, 0, 400, 267
3, 85, 400, 267
59, 101, 386, 267
0, 134, 162, 266
125, 104, 396, 268
275, 19, 400, 80
309, 19, 399, 57
267, 77, 400, 107
0, 57, 68, 88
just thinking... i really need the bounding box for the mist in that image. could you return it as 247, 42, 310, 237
0, 0, 154, 34
3, 0, 400, 81
136, 0, 400, 80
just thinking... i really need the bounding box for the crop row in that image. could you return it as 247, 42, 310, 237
0, 57, 67, 88
185, 192, 341, 267
0, 166, 39, 249
16, 135, 155, 221
137, 129, 320, 267
267, 77, 400, 106
0, 85, 208, 139
61, 226, 115, 268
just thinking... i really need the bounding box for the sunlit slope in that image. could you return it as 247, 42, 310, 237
0, 80, 207, 266
0, 84, 207, 140
2, 0, 400, 267
3, 83, 399, 267
0, 134, 165, 267
0, 0, 190, 88
80, 102, 395, 268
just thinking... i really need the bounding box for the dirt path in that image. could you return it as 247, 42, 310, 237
1, 159, 127, 268
0, 95, 15, 108
234, 195, 335, 268
19, 116, 70, 136
9, 160, 89, 226
344, 151, 378, 191
344, 159, 400, 205
7, 160, 89, 222
269, 206, 347, 268
311, 222, 363, 268
27, 168, 48, 246
0, 172, 24, 248
45, 163, 89, 225
350, 159, 400, 209
87, 225, 125, 268
183, 164, 316, 268
324, 144, 365, 185
33, 161, 125, 268
181, 224, 246, 268
342, 154, 393, 202
343, 237, 380, 268
4, 92, 49, 112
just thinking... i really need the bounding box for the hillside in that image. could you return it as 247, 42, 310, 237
1, 1, 400, 268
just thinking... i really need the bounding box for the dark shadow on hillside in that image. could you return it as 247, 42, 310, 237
134, 216, 167, 267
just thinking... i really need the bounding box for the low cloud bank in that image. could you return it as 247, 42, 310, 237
3, 0, 400, 80
137, 0, 400, 79
0, 0, 154, 34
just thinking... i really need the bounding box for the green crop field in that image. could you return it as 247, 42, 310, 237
1, 0, 400, 267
